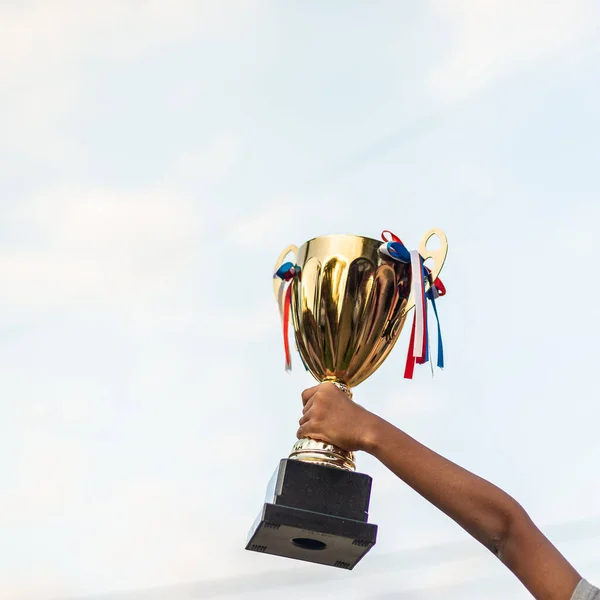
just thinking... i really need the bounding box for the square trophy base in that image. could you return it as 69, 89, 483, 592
246, 458, 378, 570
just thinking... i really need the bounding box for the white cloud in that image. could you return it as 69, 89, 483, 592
0, 430, 86, 526
0, 123, 247, 335
225, 192, 348, 250
0, 577, 75, 600
84, 479, 222, 581
0, 1, 265, 166
170, 133, 243, 187
428, 0, 597, 101
0, 186, 202, 321
0, 473, 229, 597
223, 303, 280, 341
227, 204, 295, 248
0, 0, 268, 85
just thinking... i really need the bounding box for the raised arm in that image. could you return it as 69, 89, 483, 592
298, 383, 581, 600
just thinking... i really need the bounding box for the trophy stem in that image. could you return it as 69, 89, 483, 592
289, 380, 356, 472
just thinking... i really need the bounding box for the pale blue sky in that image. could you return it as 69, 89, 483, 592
1, 1, 600, 599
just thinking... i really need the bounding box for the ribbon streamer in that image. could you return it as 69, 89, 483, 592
380, 230, 447, 379
282, 284, 293, 371
274, 262, 301, 372
427, 282, 444, 369
411, 250, 426, 360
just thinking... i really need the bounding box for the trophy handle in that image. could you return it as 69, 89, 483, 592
272, 244, 299, 299
403, 228, 448, 315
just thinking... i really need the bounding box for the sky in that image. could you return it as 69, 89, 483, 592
1, 1, 600, 599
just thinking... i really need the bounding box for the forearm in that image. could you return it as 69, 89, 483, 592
362, 417, 582, 598
298, 383, 581, 599
363, 416, 523, 554
297, 383, 581, 600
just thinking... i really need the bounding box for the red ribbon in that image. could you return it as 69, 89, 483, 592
282, 284, 293, 370
382, 230, 403, 244
433, 277, 446, 296
404, 317, 417, 379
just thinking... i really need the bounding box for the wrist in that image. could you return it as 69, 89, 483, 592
357, 412, 386, 455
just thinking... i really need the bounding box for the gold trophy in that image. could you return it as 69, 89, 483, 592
246, 231, 448, 569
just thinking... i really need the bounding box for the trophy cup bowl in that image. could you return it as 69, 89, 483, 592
288, 233, 412, 471
246, 231, 448, 569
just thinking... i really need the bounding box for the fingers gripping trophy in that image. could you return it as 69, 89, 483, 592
246, 229, 449, 569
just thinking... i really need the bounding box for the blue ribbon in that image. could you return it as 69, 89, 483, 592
426, 282, 444, 369
386, 241, 411, 263
274, 262, 300, 280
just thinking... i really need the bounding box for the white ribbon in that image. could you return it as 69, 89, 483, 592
275, 278, 286, 324
410, 249, 425, 360
379, 242, 395, 260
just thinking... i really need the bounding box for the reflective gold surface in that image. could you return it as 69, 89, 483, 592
274, 232, 447, 471
292, 234, 410, 388
289, 438, 356, 471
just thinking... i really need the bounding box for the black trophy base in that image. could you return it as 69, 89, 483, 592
246, 458, 377, 570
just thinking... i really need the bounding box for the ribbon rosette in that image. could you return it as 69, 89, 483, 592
379, 230, 447, 379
